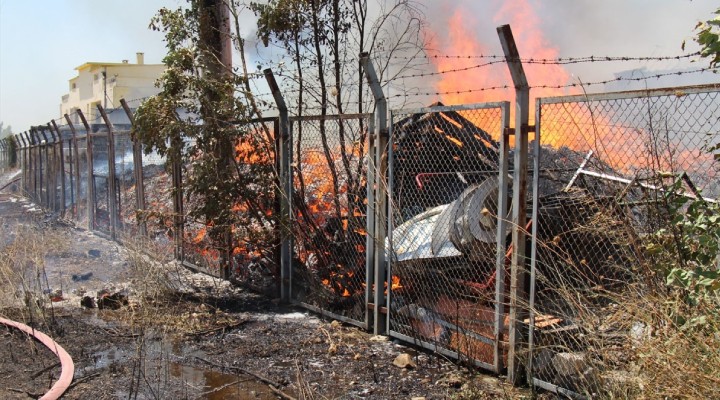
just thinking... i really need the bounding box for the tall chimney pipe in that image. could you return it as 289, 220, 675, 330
136, 52, 144, 65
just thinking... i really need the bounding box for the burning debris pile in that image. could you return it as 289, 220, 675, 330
289, 117, 371, 320
384, 104, 666, 367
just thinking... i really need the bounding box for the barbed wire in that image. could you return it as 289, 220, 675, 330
26, 63, 713, 131
386, 67, 715, 99
393, 52, 702, 63
534, 67, 714, 89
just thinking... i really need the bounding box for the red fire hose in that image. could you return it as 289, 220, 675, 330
0, 317, 74, 400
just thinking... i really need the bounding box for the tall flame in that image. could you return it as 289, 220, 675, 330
425, 0, 577, 125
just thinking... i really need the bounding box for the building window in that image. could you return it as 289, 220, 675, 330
71, 82, 77, 90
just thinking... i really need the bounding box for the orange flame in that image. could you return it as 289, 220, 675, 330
427, 1, 573, 109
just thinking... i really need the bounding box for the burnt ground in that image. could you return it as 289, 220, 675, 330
0, 170, 534, 400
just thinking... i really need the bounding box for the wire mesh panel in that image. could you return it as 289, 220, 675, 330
530, 84, 720, 395
387, 102, 510, 372
59, 129, 76, 217
289, 114, 372, 328
179, 118, 279, 286
112, 129, 138, 237
74, 132, 90, 226
91, 132, 112, 234
140, 145, 174, 261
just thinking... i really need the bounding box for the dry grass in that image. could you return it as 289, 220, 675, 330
527, 241, 720, 399
0, 221, 68, 325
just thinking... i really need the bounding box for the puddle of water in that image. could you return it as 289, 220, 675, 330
168, 361, 277, 399
93, 335, 280, 399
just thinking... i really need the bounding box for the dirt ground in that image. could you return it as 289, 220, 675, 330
0, 169, 534, 400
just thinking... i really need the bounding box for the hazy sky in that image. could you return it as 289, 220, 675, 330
1, 0, 718, 133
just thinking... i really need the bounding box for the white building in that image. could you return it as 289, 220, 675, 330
60, 53, 165, 123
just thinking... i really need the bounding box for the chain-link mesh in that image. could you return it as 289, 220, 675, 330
74, 132, 90, 225
228, 119, 279, 289
60, 129, 76, 217
112, 129, 137, 236
140, 142, 174, 258
179, 119, 279, 285
289, 114, 371, 327
90, 132, 111, 234
387, 103, 509, 371
530, 85, 720, 394
48, 138, 61, 212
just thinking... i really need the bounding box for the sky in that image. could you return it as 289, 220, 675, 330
0, 0, 718, 134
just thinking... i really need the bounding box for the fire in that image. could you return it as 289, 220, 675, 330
322, 270, 357, 297
391, 275, 403, 290
423, 1, 663, 172
192, 227, 207, 244
427, 1, 572, 109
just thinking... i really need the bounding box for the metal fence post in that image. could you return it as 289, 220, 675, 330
0, 140, 5, 170
24, 132, 31, 197
77, 110, 95, 231
494, 102, 512, 372
526, 97, 543, 384
40, 126, 53, 209
120, 98, 147, 237
50, 121, 66, 217
50, 119, 68, 217
361, 52, 388, 335
18, 134, 26, 192
497, 24, 531, 384
33, 127, 47, 206
264, 68, 291, 302
64, 114, 82, 221
97, 105, 118, 239
45, 124, 58, 212
31, 129, 41, 204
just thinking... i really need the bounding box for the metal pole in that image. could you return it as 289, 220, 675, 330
360, 52, 388, 335
77, 109, 95, 231
120, 99, 147, 237
34, 127, 48, 206
55, 119, 72, 217
48, 125, 58, 211
494, 101, 512, 373
0, 140, 5, 170
65, 114, 82, 221
31, 129, 41, 203
45, 125, 58, 212
39, 126, 53, 209
264, 68, 291, 302
97, 105, 118, 239
17, 135, 23, 190
497, 24, 531, 385
24, 132, 32, 197
50, 121, 66, 217
526, 97, 543, 383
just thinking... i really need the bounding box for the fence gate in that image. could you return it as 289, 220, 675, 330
387, 102, 510, 372
530, 84, 720, 396
288, 113, 373, 329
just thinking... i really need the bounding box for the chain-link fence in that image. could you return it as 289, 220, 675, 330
74, 129, 90, 226
288, 114, 372, 328
180, 118, 280, 285
139, 140, 175, 259
90, 130, 112, 235
387, 103, 510, 371
112, 128, 137, 237
529, 84, 720, 395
